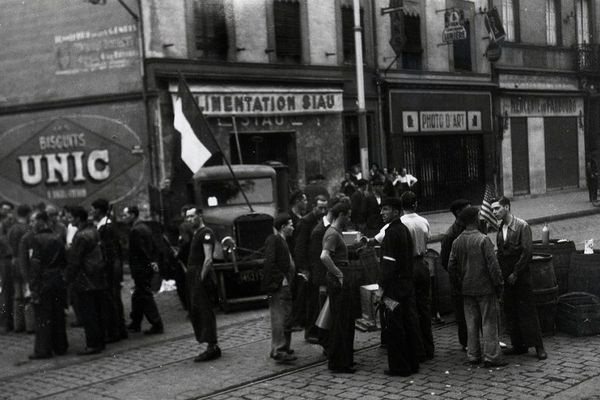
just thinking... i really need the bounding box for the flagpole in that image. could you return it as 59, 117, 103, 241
232, 116, 243, 164
178, 73, 255, 213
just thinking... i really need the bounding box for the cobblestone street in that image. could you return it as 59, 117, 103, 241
2, 213, 600, 399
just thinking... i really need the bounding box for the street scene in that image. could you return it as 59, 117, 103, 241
3, 0, 600, 399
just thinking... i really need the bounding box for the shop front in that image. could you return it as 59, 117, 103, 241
499, 94, 586, 197
0, 101, 150, 211
163, 83, 346, 212
387, 89, 494, 211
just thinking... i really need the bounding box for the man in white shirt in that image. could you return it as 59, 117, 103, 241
400, 191, 434, 360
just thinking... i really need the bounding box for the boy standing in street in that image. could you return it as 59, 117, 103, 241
448, 206, 506, 367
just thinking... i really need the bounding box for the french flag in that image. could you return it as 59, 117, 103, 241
173, 78, 220, 173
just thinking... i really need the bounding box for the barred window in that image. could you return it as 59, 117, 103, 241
193, 0, 228, 60
274, 0, 301, 63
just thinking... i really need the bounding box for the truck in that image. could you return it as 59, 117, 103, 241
190, 163, 288, 311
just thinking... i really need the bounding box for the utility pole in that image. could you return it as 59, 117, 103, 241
353, 0, 369, 179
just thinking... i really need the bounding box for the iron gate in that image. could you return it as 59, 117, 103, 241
403, 135, 485, 212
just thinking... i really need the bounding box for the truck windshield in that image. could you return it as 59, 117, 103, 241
199, 178, 273, 207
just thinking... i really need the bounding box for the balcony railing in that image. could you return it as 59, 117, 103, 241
577, 44, 600, 73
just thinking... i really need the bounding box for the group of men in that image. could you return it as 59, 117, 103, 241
442, 197, 547, 369
0, 200, 166, 358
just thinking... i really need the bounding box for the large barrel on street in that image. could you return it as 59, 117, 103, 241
530, 253, 558, 336
532, 239, 576, 295
568, 250, 600, 297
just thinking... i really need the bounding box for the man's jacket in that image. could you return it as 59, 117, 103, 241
262, 234, 294, 293
65, 222, 107, 292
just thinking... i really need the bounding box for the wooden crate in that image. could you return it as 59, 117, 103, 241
557, 292, 600, 337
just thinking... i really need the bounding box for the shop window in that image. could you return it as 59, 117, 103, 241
192, 0, 228, 60
274, 0, 302, 63
453, 20, 471, 72
546, 0, 560, 46
576, 0, 591, 44
501, 0, 519, 42
341, 5, 365, 63
402, 14, 422, 70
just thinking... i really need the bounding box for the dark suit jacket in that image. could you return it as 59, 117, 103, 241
363, 192, 383, 233
308, 220, 328, 286
98, 221, 124, 286
380, 218, 415, 300
262, 234, 294, 293
65, 223, 107, 292
294, 211, 320, 272
128, 220, 157, 285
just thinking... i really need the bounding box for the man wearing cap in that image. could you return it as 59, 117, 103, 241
185, 207, 221, 362
378, 197, 422, 376
263, 213, 297, 363
448, 206, 506, 367
400, 191, 434, 360
440, 199, 471, 351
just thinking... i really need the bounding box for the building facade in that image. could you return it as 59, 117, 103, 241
1, 0, 598, 216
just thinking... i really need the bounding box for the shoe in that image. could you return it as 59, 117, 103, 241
463, 359, 481, 366
502, 347, 528, 355
28, 353, 52, 360
330, 367, 355, 374
194, 346, 221, 362
77, 347, 103, 356
536, 347, 548, 360
432, 316, 445, 325
126, 323, 141, 333
483, 360, 508, 368
143, 323, 164, 335
461, 346, 468, 352
120, 331, 129, 340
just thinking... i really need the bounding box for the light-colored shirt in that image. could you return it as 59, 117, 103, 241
401, 213, 430, 257
374, 223, 390, 243
393, 174, 418, 187
66, 223, 78, 248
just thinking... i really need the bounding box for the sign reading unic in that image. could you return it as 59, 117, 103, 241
0, 115, 145, 206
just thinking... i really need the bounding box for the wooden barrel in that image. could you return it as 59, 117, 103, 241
568, 250, 600, 297
530, 253, 558, 336
532, 239, 576, 295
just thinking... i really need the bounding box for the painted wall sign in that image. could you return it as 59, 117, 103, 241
0, 112, 146, 206
401, 110, 482, 132
55, 24, 139, 75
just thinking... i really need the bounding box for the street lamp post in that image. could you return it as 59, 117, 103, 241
353, 0, 369, 179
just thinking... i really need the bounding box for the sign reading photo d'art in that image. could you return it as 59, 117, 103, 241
0, 115, 146, 207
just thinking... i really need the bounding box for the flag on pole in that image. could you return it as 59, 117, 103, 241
480, 183, 499, 230
173, 78, 220, 173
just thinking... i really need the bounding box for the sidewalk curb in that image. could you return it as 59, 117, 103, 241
428, 206, 600, 244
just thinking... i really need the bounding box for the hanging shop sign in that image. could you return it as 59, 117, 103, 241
484, 8, 506, 43
443, 9, 467, 43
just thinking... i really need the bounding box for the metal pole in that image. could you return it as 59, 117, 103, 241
353, 0, 369, 179
232, 116, 243, 164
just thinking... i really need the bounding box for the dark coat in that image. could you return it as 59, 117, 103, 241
128, 220, 158, 285
24, 227, 67, 295
98, 221, 124, 286
293, 211, 321, 272
440, 219, 466, 270
350, 191, 365, 226
262, 234, 294, 293
65, 223, 107, 292
379, 218, 415, 300
363, 192, 383, 233
308, 219, 328, 286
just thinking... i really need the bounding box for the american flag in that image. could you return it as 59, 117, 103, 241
480, 184, 499, 231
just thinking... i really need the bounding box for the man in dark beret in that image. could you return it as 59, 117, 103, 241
378, 197, 422, 376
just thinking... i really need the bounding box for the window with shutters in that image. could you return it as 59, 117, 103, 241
501, 0, 518, 42
546, 0, 558, 45
274, 0, 302, 63
402, 14, 422, 70
193, 0, 228, 60
341, 5, 365, 63
453, 19, 471, 71
576, 0, 591, 44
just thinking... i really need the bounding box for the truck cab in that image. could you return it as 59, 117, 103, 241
191, 164, 280, 311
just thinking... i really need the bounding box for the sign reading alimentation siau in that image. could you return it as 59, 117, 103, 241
0, 105, 147, 207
